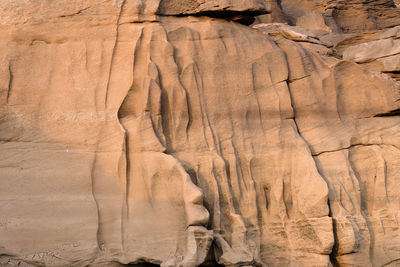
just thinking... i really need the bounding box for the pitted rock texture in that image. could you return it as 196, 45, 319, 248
0, 1, 399, 267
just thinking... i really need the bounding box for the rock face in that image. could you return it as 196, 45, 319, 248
157, 0, 270, 14
280, 0, 400, 33
0, 1, 399, 267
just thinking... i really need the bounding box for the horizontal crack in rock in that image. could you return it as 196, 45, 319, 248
374, 108, 400, 117
158, 10, 269, 25
59, 7, 91, 18
313, 144, 377, 156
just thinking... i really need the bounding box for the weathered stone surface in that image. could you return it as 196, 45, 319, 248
335, 26, 400, 81
0, 1, 399, 267
280, 0, 400, 33
158, 0, 271, 15
253, 23, 334, 57
253, 0, 288, 24
343, 38, 400, 63
253, 23, 324, 44
296, 11, 332, 33
275, 33, 400, 266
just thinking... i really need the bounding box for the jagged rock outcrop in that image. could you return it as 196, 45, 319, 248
280, 0, 400, 33
337, 26, 400, 81
0, 1, 399, 267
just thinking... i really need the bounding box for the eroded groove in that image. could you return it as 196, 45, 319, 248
90, 150, 102, 251
348, 148, 376, 265
118, 28, 146, 215
116, 24, 213, 266
278, 40, 338, 264
263, 186, 270, 211
199, 241, 224, 267
104, 0, 127, 108
6, 63, 13, 104
329, 217, 340, 267
251, 63, 267, 135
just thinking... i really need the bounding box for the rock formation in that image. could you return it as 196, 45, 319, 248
0, 1, 399, 267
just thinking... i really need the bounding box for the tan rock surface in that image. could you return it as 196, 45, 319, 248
280, 0, 400, 33
335, 26, 400, 81
0, 1, 399, 267
157, 0, 270, 14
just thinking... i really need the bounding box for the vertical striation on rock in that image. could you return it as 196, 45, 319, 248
0, 1, 399, 267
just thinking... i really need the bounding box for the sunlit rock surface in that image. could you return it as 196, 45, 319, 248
0, 1, 399, 266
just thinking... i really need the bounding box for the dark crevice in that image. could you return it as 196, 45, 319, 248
199, 241, 224, 267
329, 211, 340, 267
383, 70, 400, 79
366, 52, 400, 62
374, 108, 400, 117
59, 7, 90, 18
90, 155, 103, 251
111, 262, 160, 267
281, 45, 339, 266
381, 258, 400, 267
158, 10, 270, 25
125, 264, 160, 267
312, 144, 377, 156
6, 63, 13, 104
263, 186, 270, 211
123, 129, 131, 215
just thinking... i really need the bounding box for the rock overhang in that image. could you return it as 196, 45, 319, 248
0, 0, 272, 26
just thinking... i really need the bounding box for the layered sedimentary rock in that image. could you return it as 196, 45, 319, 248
0, 1, 399, 267
338, 26, 400, 81
280, 0, 400, 33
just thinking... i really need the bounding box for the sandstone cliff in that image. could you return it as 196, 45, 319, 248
0, 1, 399, 267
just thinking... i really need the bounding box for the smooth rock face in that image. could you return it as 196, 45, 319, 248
0, 1, 399, 267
